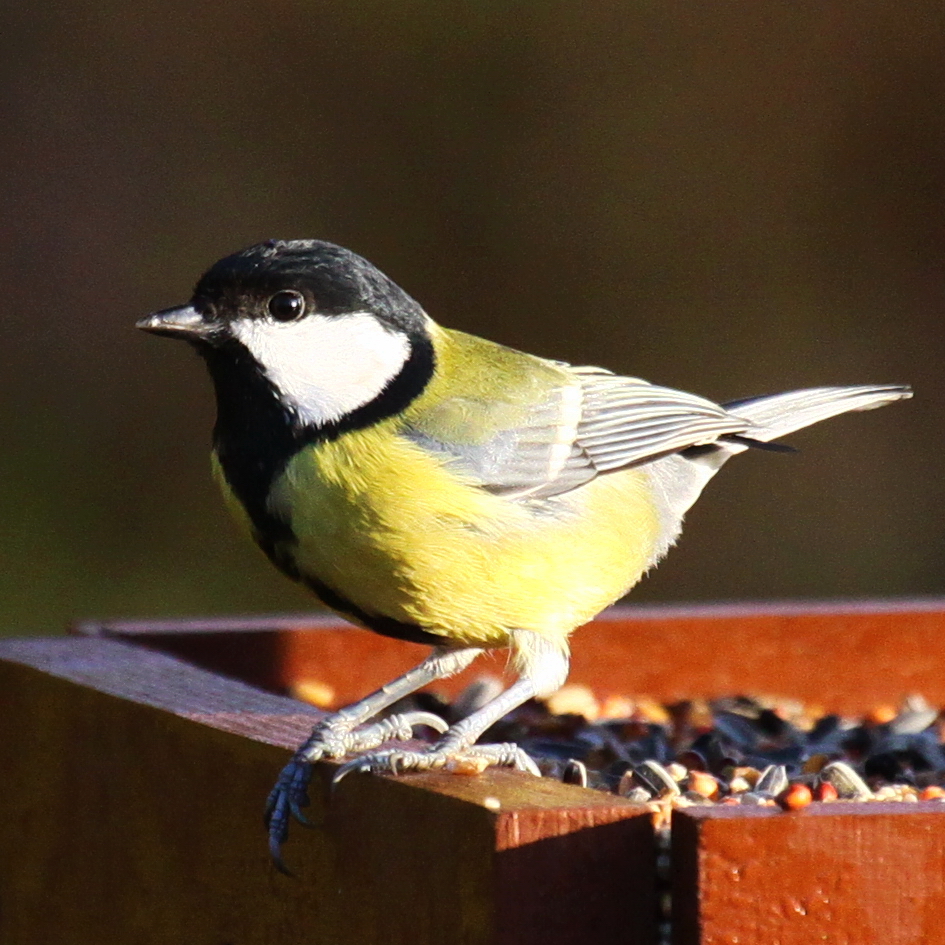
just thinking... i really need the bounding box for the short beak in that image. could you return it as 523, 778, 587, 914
136, 305, 213, 339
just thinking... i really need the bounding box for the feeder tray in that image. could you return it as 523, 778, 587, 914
2, 599, 945, 944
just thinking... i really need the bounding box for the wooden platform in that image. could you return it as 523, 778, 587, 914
3, 600, 945, 944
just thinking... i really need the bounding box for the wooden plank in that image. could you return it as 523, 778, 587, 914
0, 638, 655, 945
78, 598, 945, 714
671, 803, 945, 945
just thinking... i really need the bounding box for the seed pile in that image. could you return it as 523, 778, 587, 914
338, 678, 945, 945
394, 679, 945, 810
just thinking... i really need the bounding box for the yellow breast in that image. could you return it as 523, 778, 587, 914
264, 422, 661, 649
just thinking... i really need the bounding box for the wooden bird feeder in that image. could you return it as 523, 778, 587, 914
3, 599, 945, 944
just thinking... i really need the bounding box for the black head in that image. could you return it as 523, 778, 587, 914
138, 239, 435, 429
137, 241, 437, 527
187, 239, 429, 337
138, 240, 438, 549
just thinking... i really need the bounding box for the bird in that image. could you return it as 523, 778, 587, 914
137, 238, 911, 865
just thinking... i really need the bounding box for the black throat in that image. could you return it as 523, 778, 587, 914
197, 332, 435, 558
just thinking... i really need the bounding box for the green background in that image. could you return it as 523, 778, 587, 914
1, 2, 941, 635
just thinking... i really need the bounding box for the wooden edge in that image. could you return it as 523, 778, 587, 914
0, 634, 327, 743
71, 612, 348, 635
671, 803, 945, 945
71, 596, 945, 637
71, 601, 945, 714
0, 637, 655, 945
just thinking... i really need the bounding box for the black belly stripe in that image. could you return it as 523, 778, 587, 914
198, 329, 439, 646
301, 575, 446, 646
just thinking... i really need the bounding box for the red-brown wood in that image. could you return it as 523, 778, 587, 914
78, 598, 945, 715
0, 637, 655, 945
672, 803, 945, 945
56, 600, 945, 943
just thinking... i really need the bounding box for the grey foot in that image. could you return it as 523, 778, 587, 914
300, 710, 449, 762
265, 709, 448, 870
332, 740, 542, 785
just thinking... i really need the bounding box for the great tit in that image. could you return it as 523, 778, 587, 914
138, 238, 911, 863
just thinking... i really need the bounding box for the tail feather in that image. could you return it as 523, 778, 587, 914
722, 385, 912, 445
646, 383, 911, 558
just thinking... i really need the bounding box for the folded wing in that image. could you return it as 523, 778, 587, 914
405, 358, 911, 501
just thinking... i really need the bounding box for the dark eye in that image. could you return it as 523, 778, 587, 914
267, 290, 306, 321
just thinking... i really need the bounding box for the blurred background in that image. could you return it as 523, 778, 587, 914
1, 1, 942, 635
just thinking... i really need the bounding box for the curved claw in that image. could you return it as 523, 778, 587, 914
398, 711, 450, 735
264, 758, 315, 869
508, 745, 542, 778
331, 756, 376, 789
347, 710, 449, 751
291, 805, 315, 828
268, 828, 294, 876
517, 752, 541, 777
266, 788, 293, 875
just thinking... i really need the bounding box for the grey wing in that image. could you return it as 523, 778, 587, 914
572, 368, 754, 473
404, 365, 755, 500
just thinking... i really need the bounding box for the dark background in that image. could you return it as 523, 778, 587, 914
1, 2, 942, 635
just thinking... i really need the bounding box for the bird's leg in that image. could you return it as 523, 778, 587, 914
333, 630, 570, 782
297, 646, 482, 760
332, 677, 545, 778
266, 645, 481, 867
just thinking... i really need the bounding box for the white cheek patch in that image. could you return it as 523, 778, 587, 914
232, 312, 411, 426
